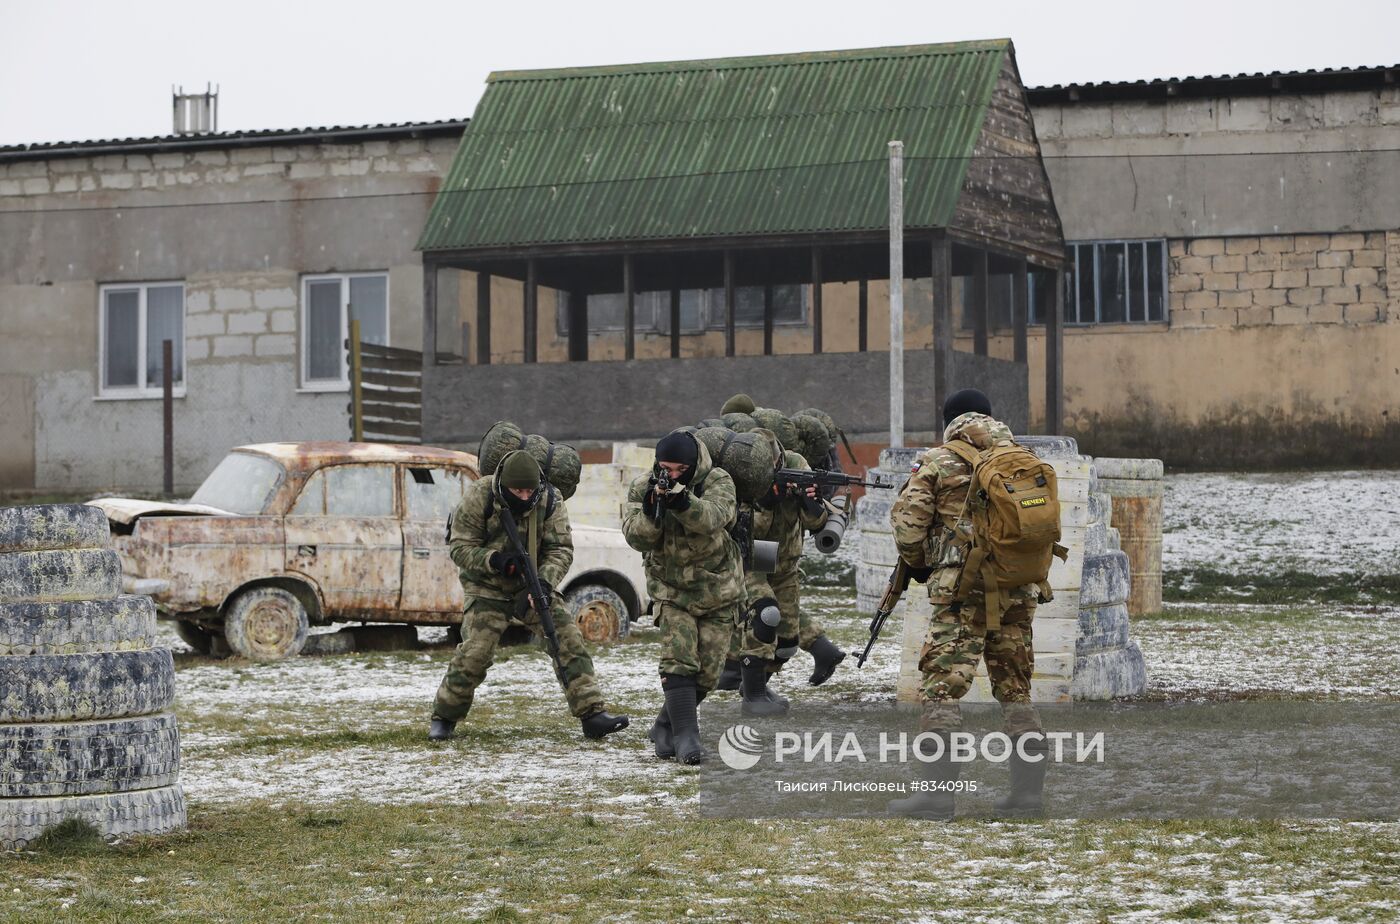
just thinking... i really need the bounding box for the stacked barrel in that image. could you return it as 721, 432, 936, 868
0, 504, 186, 850
1072, 460, 1148, 698
1093, 458, 1165, 616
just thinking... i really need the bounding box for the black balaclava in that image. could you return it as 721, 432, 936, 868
942, 388, 993, 427
655, 431, 700, 484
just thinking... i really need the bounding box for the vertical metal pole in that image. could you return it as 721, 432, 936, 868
973, 249, 989, 356
476, 272, 492, 365
858, 278, 868, 352
623, 254, 635, 361
162, 339, 173, 496
723, 251, 736, 358
762, 285, 774, 356
888, 141, 904, 449
349, 319, 363, 441
523, 259, 538, 364
811, 246, 823, 354
1046, 267, 1065, 434
1014, 258, 1029, 364
669, 288, 681, 359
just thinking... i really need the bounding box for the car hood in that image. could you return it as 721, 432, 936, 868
87, 497, 237, 525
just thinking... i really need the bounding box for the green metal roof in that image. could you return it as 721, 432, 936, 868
418, 40, 1010, 252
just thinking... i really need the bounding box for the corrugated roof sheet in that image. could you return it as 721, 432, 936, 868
1028, 62, 1399, 104
418, 40, 1010, 252
0, 119, 468, 162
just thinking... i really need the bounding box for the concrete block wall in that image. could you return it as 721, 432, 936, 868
1168, 231, 1392, 328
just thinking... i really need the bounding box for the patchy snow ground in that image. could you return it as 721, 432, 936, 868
1162, 470, 1400, 577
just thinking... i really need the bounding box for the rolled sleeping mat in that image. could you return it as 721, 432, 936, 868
813, 497, 849, 554
749, 539, 779, 575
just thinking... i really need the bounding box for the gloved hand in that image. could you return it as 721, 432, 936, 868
663, 488, 691, 512
907, 564, 935, 583
642, 487, 659, 519
798, 494, 825, 517
513, 581, 555, 619
488, 550, 522, 577
755, 484, 782, 509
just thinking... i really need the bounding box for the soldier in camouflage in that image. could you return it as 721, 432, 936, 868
885, 389, 1047, 820
622, 430, 744, 764
429, 451, 629, 742
719, 444, 848, 713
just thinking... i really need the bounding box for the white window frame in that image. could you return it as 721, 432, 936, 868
563, 285, 809, 337
299, 271, 390, 392
97, 281, 187, 399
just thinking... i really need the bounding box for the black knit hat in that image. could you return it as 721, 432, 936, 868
942, 388, 993, 426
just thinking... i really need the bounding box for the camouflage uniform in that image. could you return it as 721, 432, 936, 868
733, 451, 829, 664
432, 475, 606, 721
622, 439, 744, 691
890, 412, 1041, 736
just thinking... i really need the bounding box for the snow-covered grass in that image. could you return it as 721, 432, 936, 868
1162, 471, 1400, 605
6, 472, 1399, 921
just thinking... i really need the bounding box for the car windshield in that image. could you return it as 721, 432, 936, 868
189, 453, 285, 515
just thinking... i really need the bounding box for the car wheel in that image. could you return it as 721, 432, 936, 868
222, 587, 309, 661
565, 584, 630, 645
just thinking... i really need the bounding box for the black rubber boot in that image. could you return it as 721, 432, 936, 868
740, 656, 790, 717
648, 706, 674, 759
428, 717, 456, 741
806, 635, 847, 686
662, 674, 706, 765
581, 709, 630, 740
887, 736, 960, 820
715, 659, 742, 691
994, 734, 1048, 817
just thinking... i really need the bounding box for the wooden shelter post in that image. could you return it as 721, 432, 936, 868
566, 292, 588, 362
762, 285, 774, 356
669, 288, 681, 358
523, 259, 538, 364
1013, 258, 1029, 364
1046, 266, 1065, 434
972, 248, 989, 357
475, 272, 492, 365
811, 246, 823, 354
723, 251, 736, 357
623, 253, 635, 360
422, 257, 438, 367
858, 278, 869, 352
930, 235, 954, 420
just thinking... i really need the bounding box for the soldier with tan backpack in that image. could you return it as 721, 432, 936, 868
885, 389, 1067, 821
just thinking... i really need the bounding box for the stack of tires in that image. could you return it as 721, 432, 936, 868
0, 504, 186, 850
854, 447, 921, 614
1072, 464, 1148, 699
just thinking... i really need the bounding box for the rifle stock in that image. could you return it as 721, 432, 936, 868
857, 559, 912, 668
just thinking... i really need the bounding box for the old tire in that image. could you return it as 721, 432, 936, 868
1081, 552, 1131, 608
0, 504, 110, 554
565, 584, 630, 645
0, 784, 187, 851
222, 586, 308, 661
0, 548, 121, 604
0, 595, 157, 656
0, 714, 181, 798
0, 649, 176, 723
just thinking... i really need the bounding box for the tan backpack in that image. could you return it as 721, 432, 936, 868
942, 439, 1069, 628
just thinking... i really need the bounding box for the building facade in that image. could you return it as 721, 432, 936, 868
0, 123, 463, 492
3, 61, 1397, 494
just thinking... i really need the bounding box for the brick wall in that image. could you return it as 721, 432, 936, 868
1169, 231, 1391, 328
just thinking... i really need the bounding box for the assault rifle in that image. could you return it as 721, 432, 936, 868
650, 468, 674, 525
857, 559, 912, 668
774, 468, 875, 495
495, 504, 568, 688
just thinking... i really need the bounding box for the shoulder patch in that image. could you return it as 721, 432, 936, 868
910, 461, 922, 474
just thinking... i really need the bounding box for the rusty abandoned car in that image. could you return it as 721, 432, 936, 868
92, 441, 647, 660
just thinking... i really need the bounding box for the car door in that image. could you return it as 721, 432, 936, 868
283, 463, 403, 618
399, 465, 471, 614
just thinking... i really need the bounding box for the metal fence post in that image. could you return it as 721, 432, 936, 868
349, 319, 363, 441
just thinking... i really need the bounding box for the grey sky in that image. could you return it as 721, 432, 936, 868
2, 0, 1397, 147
